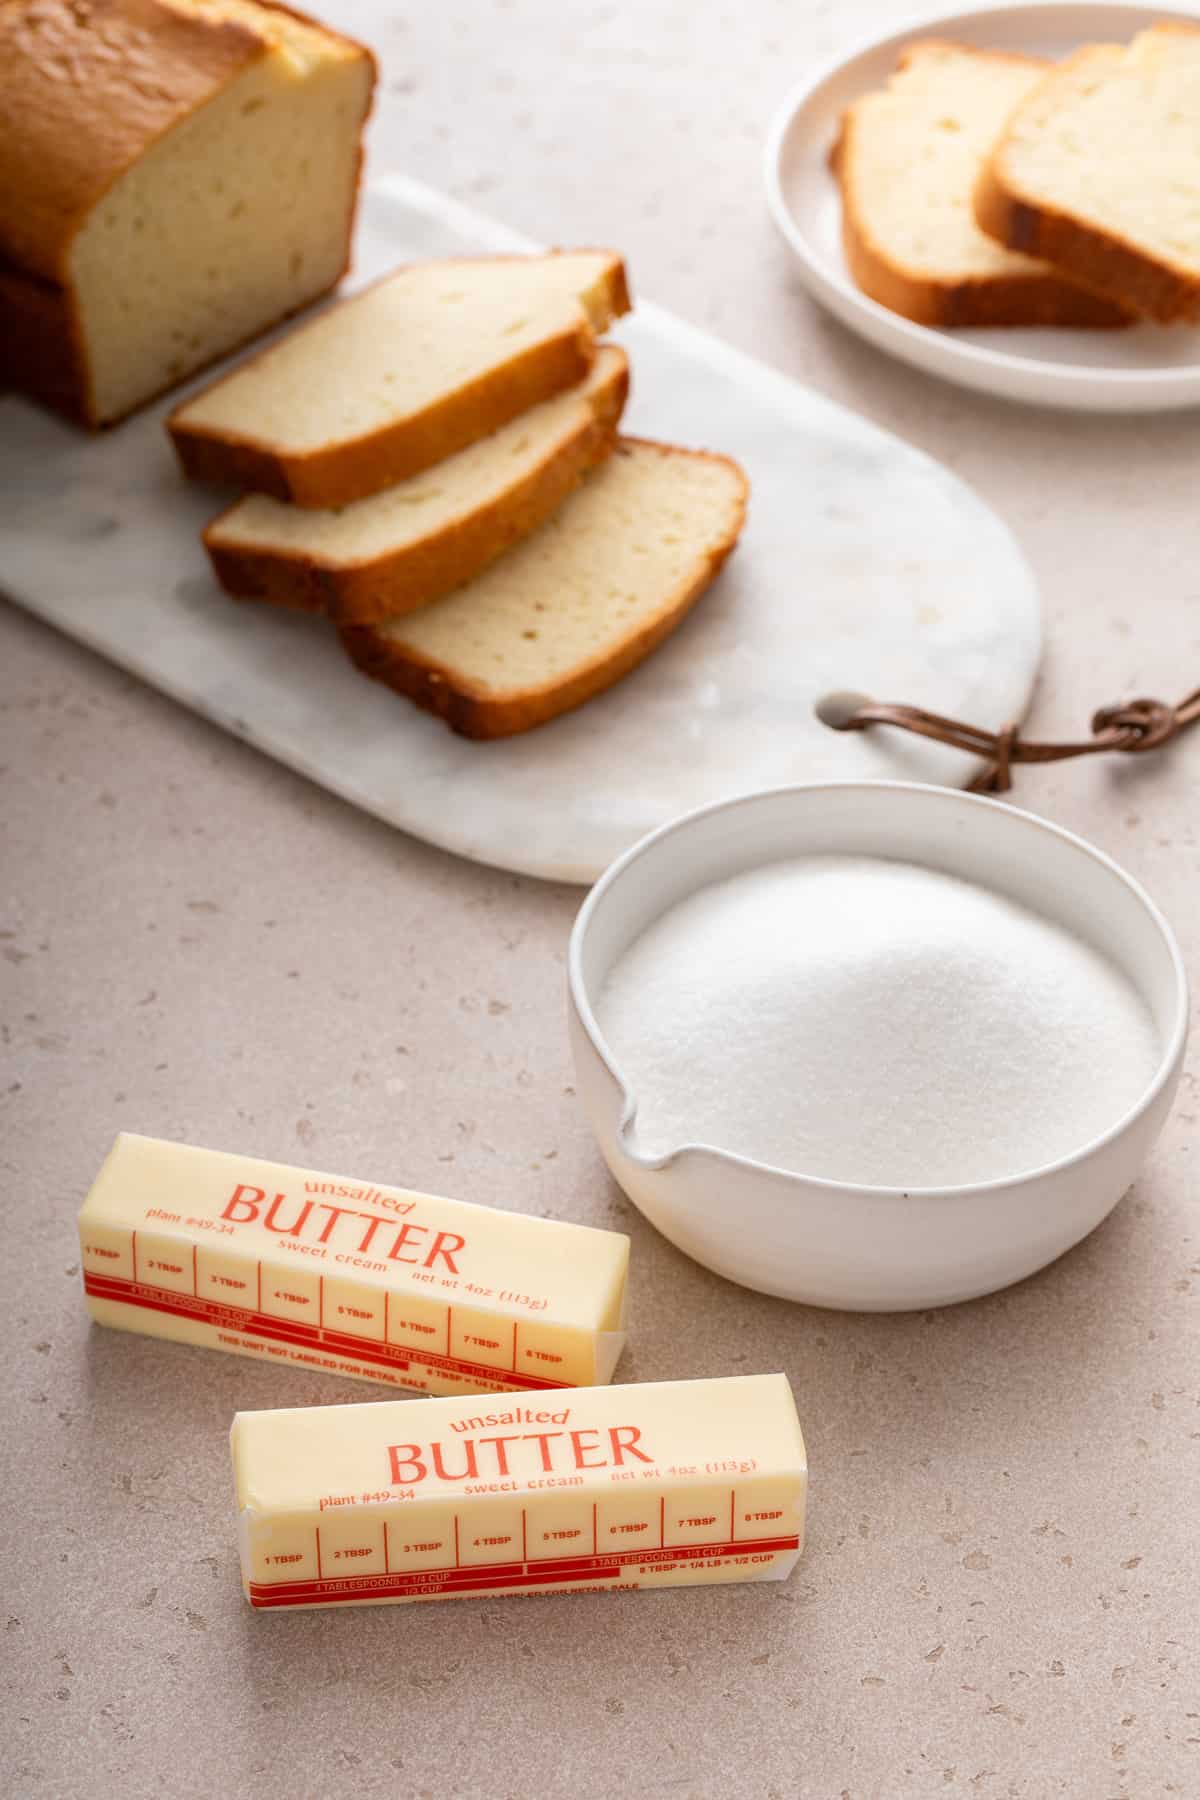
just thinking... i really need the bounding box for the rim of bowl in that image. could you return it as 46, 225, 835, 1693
761, 1, 1200, 398
568, 781, 1190, 1199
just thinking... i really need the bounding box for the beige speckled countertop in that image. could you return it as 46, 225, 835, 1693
2, 4, 1198, 1796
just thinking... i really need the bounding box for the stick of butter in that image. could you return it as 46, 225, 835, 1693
78, 1133, 629, 1396
231, 1374, 807, 1609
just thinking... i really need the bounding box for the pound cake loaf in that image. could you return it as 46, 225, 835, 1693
203, 346, 630, 623
834, 42, 1128, 328
975, 26, 1200, 322
0, 0, 375, 427
168, 251, 632, 507
341, 438, 748, 738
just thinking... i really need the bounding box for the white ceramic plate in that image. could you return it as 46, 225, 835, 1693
765, 2, 1200, 413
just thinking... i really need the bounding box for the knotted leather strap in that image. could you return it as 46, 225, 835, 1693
817, 687, 1200, 794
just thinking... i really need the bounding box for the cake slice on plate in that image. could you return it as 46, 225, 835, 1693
203, 347, 629, 622
340, 438, 748, 738
975, 25, 1200, 322
834, 42, 1129, 328
168, 250, 630, 506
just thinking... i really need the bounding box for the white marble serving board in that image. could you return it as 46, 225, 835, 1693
0, 176, 1041, 884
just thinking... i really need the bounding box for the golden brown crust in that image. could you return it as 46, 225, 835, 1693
0, 0, 376, 427
203, 350, 631, 622
833, 73, 1131, 330
168, 253, 631, 506
2, 256, 361, 429
0, 0, 376, 280
0, 0, 266, 282
0, 262, 92, 423
581, 256, 632, 326
839, 194, 1131, 328
974, 154, 1200, 325
172, 326, 599, 505
339, 439, 749, 740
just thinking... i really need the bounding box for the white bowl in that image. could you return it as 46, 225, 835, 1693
568, 783, 1188, 1311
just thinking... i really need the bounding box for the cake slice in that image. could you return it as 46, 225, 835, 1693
975, 26, 1200, 322
168, 250, 631, 506
340, 438, 749, 738
834, 42, 1129, 328
0, 0, 375, 427
202, 346, 630, 623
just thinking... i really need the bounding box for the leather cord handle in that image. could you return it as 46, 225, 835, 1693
816, 686, 1200, 794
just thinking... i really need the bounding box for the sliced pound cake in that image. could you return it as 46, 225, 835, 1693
0, 0, 374, 427
975, 26, 1200, 322
834, 42, 1129, 328
169, 251, 630, 506
340, 439, 749, 738
203, 347, 629, 622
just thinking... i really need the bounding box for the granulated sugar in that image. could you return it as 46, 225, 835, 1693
596, 856, 1161, 1188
